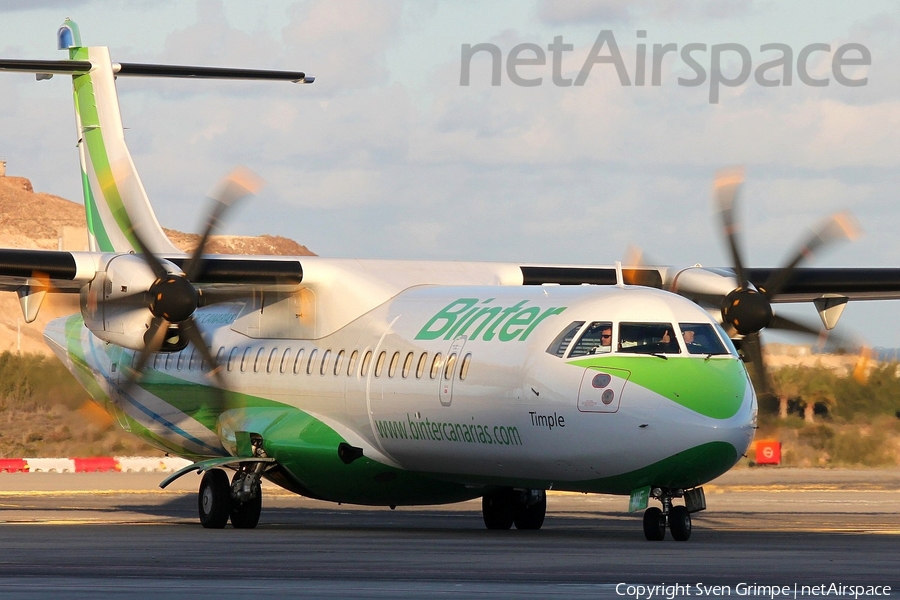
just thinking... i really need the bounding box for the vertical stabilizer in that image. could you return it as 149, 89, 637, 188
0, 20, 311, 255
59, 19, 180, 254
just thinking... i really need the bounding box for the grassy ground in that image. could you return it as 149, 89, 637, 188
0, 353, 159, 457
752, 415, 900, 467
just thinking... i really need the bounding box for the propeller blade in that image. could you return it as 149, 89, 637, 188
762, 211, 861, 299
102, 158, 171, 280
128, 224, 170, 280
767, 314, 822, 337
180, 318, 226, 387
184, 167, 264, 282
768, 314, 858, 355
180, 317, 229, 411
124, 316, 169, 382
713, 166, 747, 285
740, 332, 771, 395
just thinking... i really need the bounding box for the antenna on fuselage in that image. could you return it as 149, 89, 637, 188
615, 261, 624, 288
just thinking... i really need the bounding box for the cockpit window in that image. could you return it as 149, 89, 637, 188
618, 322, 681, 355
568, 321, 613, 357
679, 323, 730, 356
546, 321, 585, 357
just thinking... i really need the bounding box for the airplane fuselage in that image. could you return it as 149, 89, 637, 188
46, 283, 756, 507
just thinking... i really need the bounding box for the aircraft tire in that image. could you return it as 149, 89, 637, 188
513, 490, 546, 530
642, 506, 666, 541
669, 505, 692, 541
198, 469, 231, 529
482, 490, 515, 530
230, 481, 262, 529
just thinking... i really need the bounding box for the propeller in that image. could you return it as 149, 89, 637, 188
123, 167, 263, 389
712, 167, 860, 392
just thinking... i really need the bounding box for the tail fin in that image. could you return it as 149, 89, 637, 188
0, 19, 313, 254
56, 20, 177, 254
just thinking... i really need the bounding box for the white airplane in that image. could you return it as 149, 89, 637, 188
1, 21, 899, 541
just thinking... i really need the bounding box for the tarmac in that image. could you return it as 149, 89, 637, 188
0, 467, 897, 598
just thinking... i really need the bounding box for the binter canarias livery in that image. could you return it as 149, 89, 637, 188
2, 21, 900, 541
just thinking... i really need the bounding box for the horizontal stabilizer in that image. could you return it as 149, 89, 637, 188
115, 62, 314, 83
0, 58, 92, 75
0, 59, 314, 84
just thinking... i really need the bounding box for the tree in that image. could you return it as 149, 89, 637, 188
770, 366, 804, 420
800, 368, 838, 423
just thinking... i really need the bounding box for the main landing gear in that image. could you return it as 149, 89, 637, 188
642, 487, 705, 542
198, 464, 265, 529
482, 488, 547, 530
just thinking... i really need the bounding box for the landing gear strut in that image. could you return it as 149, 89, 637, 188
197, 465, 265, 529
482, 489, 547, 530
229, 463, 264, 529
642, 487, 703, 542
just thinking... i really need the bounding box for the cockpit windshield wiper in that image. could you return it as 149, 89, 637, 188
649, 353, 668, 360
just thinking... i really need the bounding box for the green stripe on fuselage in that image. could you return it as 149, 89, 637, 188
435, 440, 738, 495
568, 355, 748, 419
70, 47, 139, 251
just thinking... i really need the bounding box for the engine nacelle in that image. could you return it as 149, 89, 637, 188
668, 266, 738, 300
80, 254, 186, 351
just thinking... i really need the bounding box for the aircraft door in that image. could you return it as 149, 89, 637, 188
439, 335, 467, 407
577, 367, 630, 413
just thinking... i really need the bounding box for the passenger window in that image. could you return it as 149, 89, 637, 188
547, 321, 586, 357
402, 352, 414, 378
254, 347, 266, 373
374, 351, 386, 377
416, 353, 428, 379
460, 353, 472, 380
430, 353, 443, 379
619, 322, 681, 355
307, 349, 319, 375
388, 352, 400, 378
569, 321, 613, 358
347, 350, 358, 376
361, 351, 372, 377
153, 354, 161, 370
293, 348, 305, 374
444, 353, 457, 380
267, 348, 278, 373
241, 347, 252, 372
679, 323, 730, 356
211, 347, 225, 372
187, 348, 197, 370
320, 350, 332, 375
165, 353, 174, 370
280, 348, 292, 374
227, 347, 238, 372
334, 350, 345, 376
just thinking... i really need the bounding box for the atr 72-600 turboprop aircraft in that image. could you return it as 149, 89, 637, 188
1, 21, 900, 541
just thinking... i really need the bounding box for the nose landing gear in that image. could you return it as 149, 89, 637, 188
642, 487, 704, 541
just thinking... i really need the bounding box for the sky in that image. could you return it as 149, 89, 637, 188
0, 0, 899, 346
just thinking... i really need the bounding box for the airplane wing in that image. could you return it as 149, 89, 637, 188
0, 249, 304, 293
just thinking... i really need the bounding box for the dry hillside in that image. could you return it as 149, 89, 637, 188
0, 174, 314, 355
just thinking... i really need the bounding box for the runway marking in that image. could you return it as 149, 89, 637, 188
0, 490, 191, 497
0, 488, 298, 498
705, 484, 900, 492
